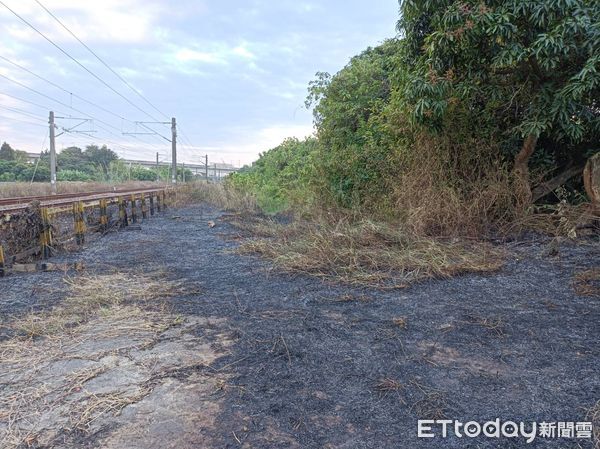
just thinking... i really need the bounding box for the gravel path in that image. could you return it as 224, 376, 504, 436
1, 204, 598, 448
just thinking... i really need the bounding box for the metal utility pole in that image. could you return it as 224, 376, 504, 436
156, 152, 160, 182
205, 155, 208, 182
182, 163, 186, 183
171, 117, 177, 184
48, 111, 57, 195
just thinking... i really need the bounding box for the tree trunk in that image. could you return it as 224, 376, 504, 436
513, 134, 538, 207
531, 163, 585, 203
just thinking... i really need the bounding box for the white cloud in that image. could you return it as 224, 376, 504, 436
0, 0, 167, 44
232, 44, 255, 60
201, 123, 315, 165
175, 49, 226, 65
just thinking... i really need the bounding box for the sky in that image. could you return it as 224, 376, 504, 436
0, 0, 399, 167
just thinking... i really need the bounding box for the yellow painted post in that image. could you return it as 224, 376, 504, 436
0, 244, 5, 277
40, 207, 53, 259
130, 194, 138, 224
141, 194, 148, 220
72, 201, 86, 245
99, 198, 108, 232
118, 197, 128, 228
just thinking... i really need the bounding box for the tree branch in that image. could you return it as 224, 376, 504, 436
532, 163, 586, 203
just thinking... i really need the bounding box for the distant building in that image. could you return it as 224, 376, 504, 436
26, 152, 41, 164
120, 159, 238, 180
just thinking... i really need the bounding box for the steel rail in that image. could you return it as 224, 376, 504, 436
0, 186, 166, 206
0, 187, 170, 214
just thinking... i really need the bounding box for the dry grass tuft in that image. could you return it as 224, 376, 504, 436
461, 315, 506, 337
505, 202, 597, 238
71, 388, 152, 431
0, 270, 188, 448
376, 378, 403, 392
230, 217, 505, 289
409, 380, 449, 420
392, 317, 408, 329
174, 182, 258, 211
9, 271, 187, 338
573, 268, 600, 298
585, 400, 600, 449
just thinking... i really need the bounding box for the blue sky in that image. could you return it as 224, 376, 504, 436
0, 0, 399, 166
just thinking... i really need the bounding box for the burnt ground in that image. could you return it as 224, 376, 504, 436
0, 203, 599, 449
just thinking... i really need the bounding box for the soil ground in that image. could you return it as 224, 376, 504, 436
0, 204, 598, 448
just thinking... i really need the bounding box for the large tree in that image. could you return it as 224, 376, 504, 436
398, 0, 600, 204
84, 144, 118, 176
58, 146, 91, 172
306, 39, 405, 207
0, 142, 15, 161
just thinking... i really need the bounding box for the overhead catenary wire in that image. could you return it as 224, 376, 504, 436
32, 0, 201, 152
0, 0, 163, 123
33, 0, 170, 122
0, 113, 47, 128
0, 104, 48, 122
0, 90, 68, 115
0, 55, 129, 123
31, 0, 202, 157
0, 72, 164, 153
0, 55, 168, 147
1, 1, 203, 166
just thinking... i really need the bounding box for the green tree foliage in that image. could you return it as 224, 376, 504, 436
58, 147, 92, 172
398, 0, 600, 200
306, 39, 405, 208
56, 169, 94, 182
0, 142, 161, 183
83, 145, 118, 176
228, 138, 318, 213
0, 142, 15, 161
0, 160, 50, 182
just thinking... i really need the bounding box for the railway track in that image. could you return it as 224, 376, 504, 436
0, 186, 170, 214
0, 186, 174, 273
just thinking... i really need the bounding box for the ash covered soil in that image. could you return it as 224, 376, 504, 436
1, 204, 599, 449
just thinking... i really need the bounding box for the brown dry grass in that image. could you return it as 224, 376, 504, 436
505, 202, 597, 238
573, 268, 600, 298
0, 270, 188, 448
392, 317, 408, 329
586, 400, 600, 449
375, 378, 403, 392
0, 181, 160, 198
173, 181, 257, 211
229, 216, 505, 289
9, 271, 187, 338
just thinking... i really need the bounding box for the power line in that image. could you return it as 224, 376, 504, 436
0, 55, 169, 146
0, 72, 163, 153
0, 55, 127, 122
32, 0, 202, 156
34, 0, 170, 122
0, 90, 68, 115
0, 104, 48, 122
0, 0, 161, 122
0, 113, 47, 128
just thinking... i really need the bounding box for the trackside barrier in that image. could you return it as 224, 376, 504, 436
0, 188, 172, 274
